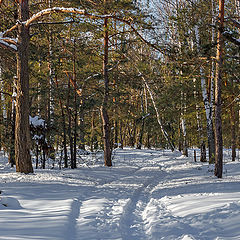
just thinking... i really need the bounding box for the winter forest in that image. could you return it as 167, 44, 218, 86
0, 0, 240, 239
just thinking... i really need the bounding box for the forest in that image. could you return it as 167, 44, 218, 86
0, 0, 240, 179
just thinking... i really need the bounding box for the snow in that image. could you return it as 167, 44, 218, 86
0, 39, 17, 51
0, 148, 240, 239
29, 115, 45, 127
0, 32, 17, 51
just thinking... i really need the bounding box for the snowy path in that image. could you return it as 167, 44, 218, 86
1, 149, 240, 239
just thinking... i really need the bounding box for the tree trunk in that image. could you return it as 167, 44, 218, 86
136, 89, 145, 150
193, 78, 206, 162
101, 16, 112, 166
73, 39, 77, 168
195, 25, 215, 163
47, 0, 54, 127
68, 109, 74, 169
79, 109, 85, 150
230, 99, 236, 161
15, 0, 33, 173
9, 82, 16, 167
62, 108, 68, 168
181, 117, 188, 157
214, 0, 224, 178
66, 78, 74, 169
55, 76, 68, 168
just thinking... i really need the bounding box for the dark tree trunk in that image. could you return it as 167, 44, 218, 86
214, 0, 224, 178
208, 122, 215, 164
66, 77, 74, 169
62, 111, 68, 168
101, 16, 112, 167
231, 100, 236, 161
119, 121, 123, 149
55, 77, 68, 168
15, 0, 33, 173
200, 142, 207, 162
90, 111, 95, 152
79, 109, 85, 150
35, 144, 39, 169
68, 109, 74, 169
73, 40, 77, 168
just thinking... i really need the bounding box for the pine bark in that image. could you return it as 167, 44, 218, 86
15, 0, 33, 173
214, 0, 224, 178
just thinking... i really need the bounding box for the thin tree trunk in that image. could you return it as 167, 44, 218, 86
181, 117, 188, 157
48, 0, 54, 127
66, 78, 74, 169
119, 120, 123, 149
9, 80, 16, 167
15, 0, 33, 173
193, 78, 206, 162
101, 15, 112, 166
214, 0, 224, 178
62, 107, 68, 168
55, 77, 68, 168
35, 144, 39, 169
137, 89, 145, 150
73, 39, 77, 168
195, 25, 215, 163
230, 98, 236, 161
90, 111, 95, 152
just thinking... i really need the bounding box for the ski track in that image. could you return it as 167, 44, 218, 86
63, 198, 82, 240
118, 169, 162, 240
69, 151, 167, 240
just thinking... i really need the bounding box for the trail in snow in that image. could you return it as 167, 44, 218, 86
64, 198, 82, 240
1, 148, 240, 239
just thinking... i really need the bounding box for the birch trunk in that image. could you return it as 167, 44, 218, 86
142, 76, 175, 151
195, 25, 215, 163
136, 89, 145, 150
193, 78, 206, 162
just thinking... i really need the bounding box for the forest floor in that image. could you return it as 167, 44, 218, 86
0, 148, 240, 240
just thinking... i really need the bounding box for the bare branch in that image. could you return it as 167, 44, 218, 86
2, 7, 164, 54
229, 19, 240, 29
223, 31, 240, 46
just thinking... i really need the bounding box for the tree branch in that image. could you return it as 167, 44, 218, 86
0, 39, 17, 51
229, 19, 240, 29
222, 31, 240, 46
2, 7, 164, 54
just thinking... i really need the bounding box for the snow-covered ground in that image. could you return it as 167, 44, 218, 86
0, 148, 240, 240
